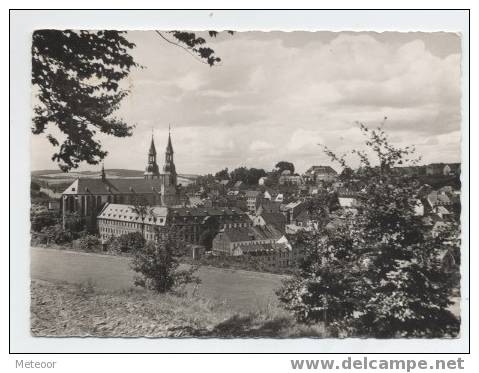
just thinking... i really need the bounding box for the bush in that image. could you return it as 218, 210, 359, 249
30, 209, 58, 232
107, 232, 145, 254
41, 224, 75, 245
131, 234, 200, 293
75, 235, 102, 253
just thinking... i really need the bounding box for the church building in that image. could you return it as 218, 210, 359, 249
61, 129, 184, 231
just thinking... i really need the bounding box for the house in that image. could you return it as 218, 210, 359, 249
427, 190, 452, 210
245, 190, 263, 214
426, 163, 449, 176
274, 193, 284, 203
252, 212, 287, 233
447, 163, 461, 176
392, 166, 426, 176
337, 190, 360, 209
232, 181, 245, 190
212, 225, 293, 267
279, 170, 303, 185
281, 200, 305, 224
258, 176, 268, 186
186, 196, 204, 208
435, 205, 452, 220
411, 198, 424, 216
304, 165, 338, 183
219, 179, 230, 188
256, 199, 281, 214
168, 206, 251, 245
291, 208, 315, 228
47, 200, 61, 211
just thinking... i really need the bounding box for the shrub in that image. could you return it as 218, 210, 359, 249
30, 209, 58, 232
75, 235, 102, 253
41, 224, 75, 245
107, 232, 145, 254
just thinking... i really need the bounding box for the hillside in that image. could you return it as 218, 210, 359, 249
31, 279, 327, 338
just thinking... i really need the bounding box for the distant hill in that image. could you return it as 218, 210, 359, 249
31, 169, 199, 187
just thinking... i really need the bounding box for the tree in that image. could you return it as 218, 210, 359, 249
215, 168, 230, 180
229, 167, 267, 186
131, 194, 154, 236
198, 216, 220, 249
339, 167, 354, 181
275, 161, 295, 174
31, 181, 41, 192
32, 30, 229, 171
230, 167, 249, 183
245, 168, 267, 185
277, 122, 460, 338
130, 228, 200, 293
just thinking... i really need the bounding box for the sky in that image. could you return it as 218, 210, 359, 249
31, 30, 463, 174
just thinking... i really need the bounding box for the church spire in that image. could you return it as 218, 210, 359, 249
166, 124, 173, 154
149, 130, 157, 155
144, 131, 160, 180
163, 125, 177, 185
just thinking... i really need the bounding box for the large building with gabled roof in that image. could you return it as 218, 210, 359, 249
61, 130, 184, 231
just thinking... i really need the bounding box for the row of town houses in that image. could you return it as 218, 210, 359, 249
58, 132, 460, 268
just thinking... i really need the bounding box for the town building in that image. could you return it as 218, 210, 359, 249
304, 165, 338, 184
425, 163, 461, 176
168, 206, 252, 245
278, 170, 303, 185
61, 130, 184, 231
212, 225, 293, 268
98, 203, 168, 243
252, 211, 287, 233
245, 190, 263, 214
97, 204, 251, 247
258, 176, 268, 186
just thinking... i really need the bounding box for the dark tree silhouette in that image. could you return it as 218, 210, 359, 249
275, 161, 295, 174
215, 168, 230, 180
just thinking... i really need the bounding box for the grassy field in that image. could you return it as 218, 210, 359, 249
31, 247, 287, 313
31, 279, 327, 338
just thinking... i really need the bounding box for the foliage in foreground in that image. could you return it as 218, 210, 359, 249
130, 232, 200, 293
277, 122, 460, 338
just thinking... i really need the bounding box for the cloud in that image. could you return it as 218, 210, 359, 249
31, 31, 462, 174
250, 140, 275, 152
287, 129, 324, 154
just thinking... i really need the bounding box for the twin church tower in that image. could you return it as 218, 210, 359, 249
144, 127, 179, 205
144, 127, 177, 183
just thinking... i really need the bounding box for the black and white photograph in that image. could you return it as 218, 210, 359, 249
25, 24, 465, 341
